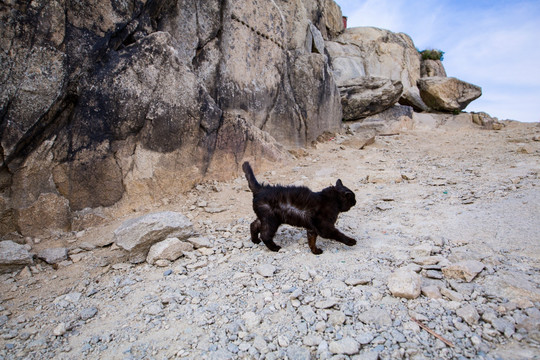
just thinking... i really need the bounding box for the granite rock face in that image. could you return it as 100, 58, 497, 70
0, 0, 344, 236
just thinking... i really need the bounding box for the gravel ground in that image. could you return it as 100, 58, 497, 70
1, 120, 539, 360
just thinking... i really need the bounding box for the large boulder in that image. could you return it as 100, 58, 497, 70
417, 77, 482, 112
0, 0, 345, 237
114, 211, 193, 264
339, 77, 403, 120
0, 240, 33, 273
326, 27, 428, 111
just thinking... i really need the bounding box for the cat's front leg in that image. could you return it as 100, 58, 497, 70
307, 230, 323, 255
317, 225, 357, 247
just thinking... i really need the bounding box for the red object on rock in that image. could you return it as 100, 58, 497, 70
342, 16, 348, 29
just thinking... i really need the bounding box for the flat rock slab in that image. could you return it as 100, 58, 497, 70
0, 240, 33, 273
37, 247, 68, 264
442, 260, 484, 282
114, 211, 193, 264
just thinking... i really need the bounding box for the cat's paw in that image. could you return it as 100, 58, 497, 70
311, 248, 323, 255
344, 238, 357, 246
269, 245, 281, 252
251, 237, 261, 244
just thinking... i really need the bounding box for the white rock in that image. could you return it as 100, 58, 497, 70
256, 264, 276, 277
53, 322, 68, 336
303, 334, 323, 346
114, 211, 193, 263
328, 311, 346, 326
315, 299, 338, 309
329, 337, 359, 355
186, 236, 213, 249
146, 237, 193, 265
388, 267, 421, 299
242, 311, 261, 332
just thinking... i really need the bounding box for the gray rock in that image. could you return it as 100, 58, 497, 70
37, 247, 68, 264
329, 337, 360, 355
388, 267, 421, 299
356, 332, 374, 345
286, 345, 311, 360
0, 240, 33, 273
358, 307, 392, 327
456, 304, 480, 325
315, 299, 338, 309
80, 307, 98, 321
114, 212, 193, 263
299, 305, 317, 325
339, 76, 403, 120
146, 237, 193, 265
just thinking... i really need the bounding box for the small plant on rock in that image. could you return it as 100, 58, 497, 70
420, 49, 445, 61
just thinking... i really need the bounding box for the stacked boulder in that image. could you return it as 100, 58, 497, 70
326, 26, 482, 121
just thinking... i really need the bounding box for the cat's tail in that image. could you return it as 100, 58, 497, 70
242, 161, 261, 194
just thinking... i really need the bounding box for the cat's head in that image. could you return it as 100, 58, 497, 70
335, 179, 356, 211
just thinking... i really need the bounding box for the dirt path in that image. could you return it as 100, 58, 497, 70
1, 120, 539, 359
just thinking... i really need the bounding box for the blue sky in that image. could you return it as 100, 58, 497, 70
335, 0, 540, 122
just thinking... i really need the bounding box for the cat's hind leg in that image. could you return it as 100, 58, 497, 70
250, 219, 261, 244
259, 217, 281, 252
307, 229, 323, 255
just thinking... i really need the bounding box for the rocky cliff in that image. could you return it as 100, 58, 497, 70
0, 0, 485, 238
1, 0, 345, 236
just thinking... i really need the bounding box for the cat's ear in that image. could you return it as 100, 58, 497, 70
336, 179, 343, 187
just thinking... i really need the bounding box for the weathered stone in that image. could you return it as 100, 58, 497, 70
456, 305, 480, 325
329, 337, 359, 355
186, 236, 213, 249
146, 237, 193, 265
339, 77, 403, 120
418, 77, 482, 112
241, 311, 261, 332
388, 267, 421, 299
114, 212, 193, 264
421, 285, 442, 299
0, 240, 33, 273
37, 247, 68, 264
358, 307, 392, 327
255, 264, 276, 277
442, 260, 484, 282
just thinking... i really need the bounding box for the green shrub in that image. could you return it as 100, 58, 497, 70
420, 49, 444, 61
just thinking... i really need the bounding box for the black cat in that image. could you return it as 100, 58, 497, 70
242, 161, 357, 254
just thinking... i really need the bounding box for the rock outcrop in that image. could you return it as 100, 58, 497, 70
0, 0, 345, 236
326, 27, 428, 113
